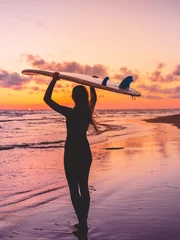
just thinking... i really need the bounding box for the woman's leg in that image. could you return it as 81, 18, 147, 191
65, 166, 82, 223
78, 163, 91, 228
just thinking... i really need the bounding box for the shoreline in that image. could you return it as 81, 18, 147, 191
1, 114, 180, 239
144, 113, 180, 129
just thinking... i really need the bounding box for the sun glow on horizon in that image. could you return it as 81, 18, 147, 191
0, 0, 180, 109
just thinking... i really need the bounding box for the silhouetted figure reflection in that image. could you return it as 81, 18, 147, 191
44, 72, 97, 237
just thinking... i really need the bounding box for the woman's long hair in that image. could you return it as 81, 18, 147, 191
72, 85, 98, 131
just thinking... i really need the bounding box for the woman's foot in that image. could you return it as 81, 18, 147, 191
74, 223, 80, 229
72, 227, 88, 238
74, 223, 88, 230
73, 223, 88, 232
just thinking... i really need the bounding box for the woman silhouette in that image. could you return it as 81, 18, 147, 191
44, 72, 97, 236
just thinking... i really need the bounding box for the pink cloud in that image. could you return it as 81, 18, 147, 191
113, 66, 139, 82
22, 54, 109, 77
138, 84, 180, 97
148, 62, 179, 83
141, 94, 162, 99
148, 71, 175, 82
171, 94, 180, 99
157, 62, 166, 70
1, 56, 180, 101
173, 64, 180, 76
0, 69, 30, 90
138, 84, 161, 92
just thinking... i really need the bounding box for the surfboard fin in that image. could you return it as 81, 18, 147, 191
119, 76, 133, 89
102, 77, 109, 86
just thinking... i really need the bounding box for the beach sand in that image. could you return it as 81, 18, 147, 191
144, 113, 180, 129
1, 114, 180, 240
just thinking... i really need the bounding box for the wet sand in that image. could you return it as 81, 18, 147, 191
144, 113, 180, 129
1, 114, 180, 240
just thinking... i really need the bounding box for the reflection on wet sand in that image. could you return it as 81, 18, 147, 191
1, 114, 180, 239
89, 118, 180, 239
144, 113, 180, 129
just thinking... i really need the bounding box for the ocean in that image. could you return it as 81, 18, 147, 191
1, 109, 180, 231
1, 109, 180, 151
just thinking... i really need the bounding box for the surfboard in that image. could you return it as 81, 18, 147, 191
22, 69, 141, 97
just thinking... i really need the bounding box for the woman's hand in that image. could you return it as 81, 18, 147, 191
52, 72, 60, 81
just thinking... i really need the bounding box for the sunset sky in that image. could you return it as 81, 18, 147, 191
0, 0, 180, 109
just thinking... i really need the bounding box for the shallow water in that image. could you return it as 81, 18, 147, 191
1, 109, 179, 150
1, 109, 180, 239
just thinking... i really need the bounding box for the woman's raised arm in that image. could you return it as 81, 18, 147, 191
89, 86, 97, 111
44, 72, 72, 116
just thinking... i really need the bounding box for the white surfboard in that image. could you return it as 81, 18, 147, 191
22, 69, 141, 97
